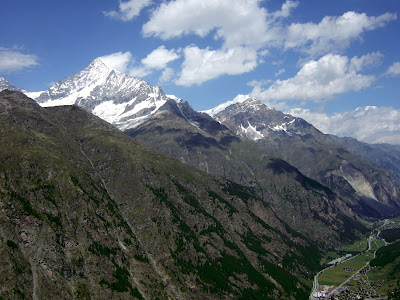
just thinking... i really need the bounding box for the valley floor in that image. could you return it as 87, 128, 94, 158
311, 218, 400, 300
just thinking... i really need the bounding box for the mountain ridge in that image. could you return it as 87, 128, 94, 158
210, 97, 400, 218
2, 61, 400, 220
25, 58, 173, 130
127, 94, 367, 248
2, 89, 331, 299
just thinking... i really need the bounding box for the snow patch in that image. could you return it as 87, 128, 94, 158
203, 94, 250, 116
240, 122, 264, 141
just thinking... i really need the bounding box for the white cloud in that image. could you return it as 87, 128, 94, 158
176, 46, 258, 86
142, 0, 293, 86
288, 106, 400, 144
349, 52, 383, 72
141, 46, 180, 69
386, 62, 400, 76
0, 48, 38, 73
128, 66, 153, 78
104, 0, 152, 21
99, 51, 132, 73
105, 1, 395, 87
273, 0, 299, 19
159, 67, 174, 83
274, 69, 285, 77
143, 0, 277, 49
285, 11, 397, 56
139, 1, 396, 86
98, 47, 179, 80
251, 53, 376, 102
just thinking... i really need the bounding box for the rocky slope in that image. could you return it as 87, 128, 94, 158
328, 135, 400, 182
3, 62, 398, 219
0, 90, 337, 299
209, 98, 400, 219
127, 98, 366, 248
0, 77, 26, 93
26, 58, 170, 130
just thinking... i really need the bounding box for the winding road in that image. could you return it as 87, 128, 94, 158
310, 220, 390, 299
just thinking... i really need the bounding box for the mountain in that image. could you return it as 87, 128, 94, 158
3, 59, 399, 220
127, 97, 366, 248
209, 98, 400, 219
0, 77, 26, 93
328, 135, 400, 182
26, 58, 170, 130
1, 90, 338, 299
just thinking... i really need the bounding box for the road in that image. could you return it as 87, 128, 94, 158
310, 220, 390, 299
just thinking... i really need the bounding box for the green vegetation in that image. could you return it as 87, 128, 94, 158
321, 251, 341, 264
259, 258, 309, 299
134, 254, 149, 263
6, 240, 18, 249
88, 242, 117, 258
371, 241, 400, 268
75, 283, 90, 299
99, 266, 143, 299
337, 237, 368, 252
371, 238, 386, 252
381, 228, 400, 243
195, 252, 276, 298
319, 252, 373, 286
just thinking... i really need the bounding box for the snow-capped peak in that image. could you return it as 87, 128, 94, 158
204, 95, 271, 117
167, 94, 183, 103
0, 77, 27, 93
25, 58, 169, 130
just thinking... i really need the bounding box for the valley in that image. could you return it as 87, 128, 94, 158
311, 218, 400, 299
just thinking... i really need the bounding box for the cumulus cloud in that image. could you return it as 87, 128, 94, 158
288, 106, 400, 144
285, 11, 397, 56
105, 1, 395, 87
99, 51, 132, 73
349, 52, 383, 72
98, 47, 179, 82
142, 0, 296, 86
143, 0, 277, 48
273, 0, 299, 19
176, 46, 258, 86
251, 53, 376, 102
0, 48, 39, 73
99, 51, 151, 77
386, 62, 400, 76
128, 66, 153, 78
159, 67, 174, 83
141, 46, 180, 69
104, 0, 152, 21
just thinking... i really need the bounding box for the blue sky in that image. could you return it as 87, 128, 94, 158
1, 0, 400, 143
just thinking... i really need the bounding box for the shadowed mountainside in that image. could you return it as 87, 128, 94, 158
127, 99, 366, 249
0, 90, 351, 299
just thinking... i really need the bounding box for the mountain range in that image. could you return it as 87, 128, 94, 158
1, 89, 327, 299
12, 57, 397, 219
209, 97, 400, 219
1, 58, 400, 298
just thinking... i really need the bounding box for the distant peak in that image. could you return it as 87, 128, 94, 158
204, 96, 271, 117
167, 94, 182, 103
88, 57, 110, 70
